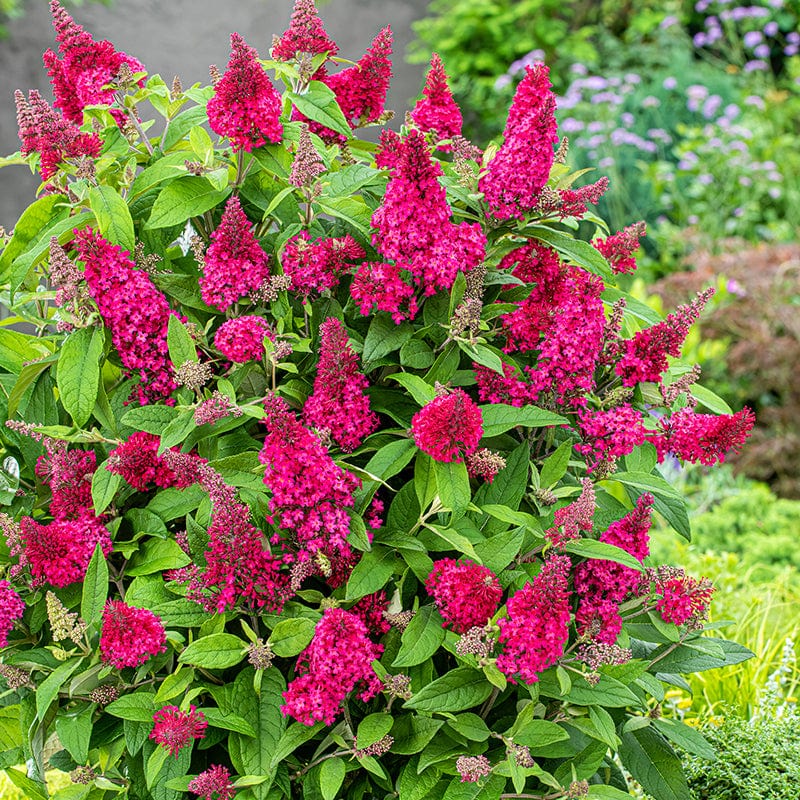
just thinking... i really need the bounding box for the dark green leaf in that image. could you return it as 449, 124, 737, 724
404, 667, 492, 713
619, 726, 690, 800
357, 713, 394, 750
539, 441, 573, 487
442, 774, 507, 799
121, 404, 181, 433
514, 719, 570, 748
346, 546, 396, 601
480, 403, 566, 437
106, 691, 156, 722
202, 708, 257, 737
319, 757, 346, 800
393, 605, 445, 668
56, 326, 103, 428
36, 659, 82, 721
564, 539, 644, 572
391, 716, 444, 755
81, 543, 109, 627
167, 315, 197, 367
270, 721, 325, 769
654, 718, 715, 760
434, 460, 471, 515
527, 225, 613, 281
268, 617, 316, 657
362, 315, 414, 364
650, 638, 754, 673
179, 633, 246, 669
400, 339, 435, 369
91, 462, 121, 515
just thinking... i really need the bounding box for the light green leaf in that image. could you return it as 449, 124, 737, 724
434, 460, 471, 515
393, 605, 445, 668
179, 633, 246, 669
81, 543, 109, 627
480, 403, 566, 437
37, 659, 82, 721
91, 463, 121, 515
289, 81, 352, 138
527, 224, 613, 281
346, 546, 396, 601
89, 184, 135, 252
167, 315, 197, 367
404, 667, 492, 713
357, 713, 394, 750
388, 373, 437, 406
106, 692, 157, 722
146, 176, 231, 229
268, 617, 316, 658
319, 757, 346, 800
564, 539, 644, 572
56, 326, 104, 428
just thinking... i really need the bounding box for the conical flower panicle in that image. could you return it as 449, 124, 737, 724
479, 63, 559, 220
207, 33, 283, 152
282, 231, 365, 296
15, 89, 101, 181
410, 53, 462, 147
45, 0, 145, 125
303, 317, 378, 452
272, 0, 339, 63
199, 195, 270, 311
74, 228, 176, 404
351, 129, 486, 321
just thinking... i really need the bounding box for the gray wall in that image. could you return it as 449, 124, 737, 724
0, 0, 430, 228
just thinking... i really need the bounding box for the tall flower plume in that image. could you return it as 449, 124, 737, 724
282, 608, 382, 725
199, 195, 270, 312
0, 581, 26, 648
207, 33, 283, 152
271, 0, 339, 64
303, 317, 378, 452
352, 129, 486, 321
496, 554, 572, 684
410, 53, 462, 146
44, 0, 145, 125
74, 228, 177, 404
593, 221, 647, 275
15, 89, 101, 181
479, 64, 559, 220
426, 559, 502, 633
99, 600, 167, 668
106, 432, 193, 491
412, 389, 483, 463
259, 394, 361, 559
282, 232, 365, 297
214, 316, 273, 363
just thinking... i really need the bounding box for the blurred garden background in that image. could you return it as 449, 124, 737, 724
1, 0, 799, 796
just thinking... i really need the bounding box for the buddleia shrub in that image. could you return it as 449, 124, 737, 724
0, 2, 757, 799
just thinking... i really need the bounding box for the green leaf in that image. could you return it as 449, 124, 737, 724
400, 339, 435, 369
0, 194, 65, 280
513, 718, 570, 748
106, 692, 157, 722
268, 617, 316, 657
587, 787, 638, 799
146, 176, 231, 229
611, 471, 691, 540
648, 638, 753, 673
404, 666, 492, 713
88, 185, 135, 252
6, 357, 55, 419
398, 760, 441, 800
289, 81, 352, 139
393, 605, 445, 667
316, 196, 372, 235
690, 383, 732, 415
434, 460, 471, 515
539, 441, 573, 487
91, 462, 121, 515
458, 341, 505, 375
251, 144, 292, 178
474, 443, 529, 535
121, 404, 181, 433
619, 726, 690, 800
129, 152, 191, 198
480, 403, 566, 437
156, 668, 195, 703
564, 539, 644, 572
362, 315, 414, 363
36, 659, 82, 721
81, 543, 109, 627
269, 721, 325, 770
527, 224, 613, 281
319, 757, 346, 800
127, 537, 191, 576
345, 546, 395, 601
388, 373, 437, 406
56, 326, 104, 428
446, 713, 490, 742
4, 768, 49, 800
357, 713, 394, 750
167, 315, 197, 368
442, 774, 507, 800
391, 716, 444, 755
55, 705, 93, 763
229, 668, 286, 798
588, 705, 620, 749
654, 718, 715, 760
179, 633, 246, 669
202, 708, 257, 737
151, 599, 213, 628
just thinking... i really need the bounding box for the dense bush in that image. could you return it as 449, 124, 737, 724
0, 1, 758, 799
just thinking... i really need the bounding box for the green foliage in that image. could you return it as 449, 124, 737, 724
683, 713, 800, 799
0, 4, 756, 799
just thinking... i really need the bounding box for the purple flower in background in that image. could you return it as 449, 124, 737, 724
698, 174, 714, 185
560, 117, 584, 133
768, 186, 782, 199
787, 32, 800, 44
702, 94, 722, 119
642, 95, 661, 108
570, 62, 588, 75
620, 112, 635, 127
726, 279, 747, 297
695, 0, 710, 11
744, 59, 768, 72
733, 207, 744, 217
693, 32, 708, 47
738, 175, 752, 186
743, 30, 763, 48
723, 103, 740, 118
743, 94, 765, 109
583, 76, 608, 90
587, 120, 605, 133
687, 214, 699, 225
660, 15, 679, 28
764, 21, 779, 36
494, 74, 512, 90
753, 43, 771, 58
663, 77, 678, 90
599, 156, 615, 168
785, 45, 799, 56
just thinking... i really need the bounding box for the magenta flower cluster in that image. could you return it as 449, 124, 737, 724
411, 390, 484, 463
426, 559, 502, 633
99, 599, 167, 669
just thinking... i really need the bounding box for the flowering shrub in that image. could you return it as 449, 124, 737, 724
0, 2, 758, 799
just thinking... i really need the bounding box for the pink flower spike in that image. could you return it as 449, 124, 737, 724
303, 317, 378, 452
45, 0, 145, 125
272, 0, 339, 64
282, 231, 365, 297
545, 478, 595, 550
496, 554, 572, 684
150, 705, 207, 757
479, 64, 559, 220
214, 316, 273, 363
426, 559, 502, 633
0, 581, 26, 648
207, 33, 283, 152
281, 608, 382, 725
411, 53, 463, 147
100, 600, 167, 669
412, 389, 483, 463
593, 221, 647, 275
189, 765, 237, 800
200, 196, 270, 312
